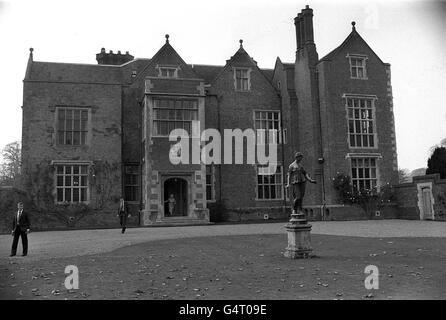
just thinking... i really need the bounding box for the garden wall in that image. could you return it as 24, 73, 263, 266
394, 174, 446, 221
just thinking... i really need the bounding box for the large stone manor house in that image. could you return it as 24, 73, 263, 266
21, 6, 398, 228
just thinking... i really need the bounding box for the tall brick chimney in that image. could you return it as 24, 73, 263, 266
96, 48, 134, 65
293, 5, 322, 207
294, 5, 314, 50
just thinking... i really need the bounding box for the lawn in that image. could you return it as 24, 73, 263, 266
0, 234, 445, 300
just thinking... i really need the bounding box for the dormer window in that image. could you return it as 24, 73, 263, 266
234, 68, 250, 91
158, 66, 178, 78
347, 54, 368, 79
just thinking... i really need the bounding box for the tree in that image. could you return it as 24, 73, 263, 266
426, 146, 446, 179
398, 168, 411, 183
410, 168, 426, 177
0, 141, 21, 186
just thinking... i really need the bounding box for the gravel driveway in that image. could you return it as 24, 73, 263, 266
0, 220, 444, 262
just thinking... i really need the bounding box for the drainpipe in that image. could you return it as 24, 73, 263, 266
278, 92, 287, 215
138, 97, 145, 226
315, 69, 326, 220
206, 92, 223, 205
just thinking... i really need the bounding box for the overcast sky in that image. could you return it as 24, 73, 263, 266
0, 0, 445, 171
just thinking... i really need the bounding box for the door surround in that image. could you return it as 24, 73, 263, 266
416, 182, 435, 220
160, 172, 193, 219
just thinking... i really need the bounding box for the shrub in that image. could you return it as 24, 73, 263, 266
333, 172, 395, 218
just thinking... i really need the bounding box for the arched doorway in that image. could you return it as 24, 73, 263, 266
164, 177, 188, 217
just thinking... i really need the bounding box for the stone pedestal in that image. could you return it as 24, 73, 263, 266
284, 210, 313, 259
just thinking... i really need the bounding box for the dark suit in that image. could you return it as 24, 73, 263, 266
11, 210, 31, 256
118, 203, 128, 233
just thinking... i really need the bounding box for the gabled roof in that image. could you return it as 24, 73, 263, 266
133, 36, 202, 82
272, 57, 295, 92
26, 61, 122, 83
209, 41, 275, 87
261, 69, 274, 82
25, 58, 151, 83
190, 64, 274, 84
24, 40, 275, 86
319, 23, 385, 64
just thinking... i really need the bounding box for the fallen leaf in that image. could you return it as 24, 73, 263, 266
51, 289, 60, 296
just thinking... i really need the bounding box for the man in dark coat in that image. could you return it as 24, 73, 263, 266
117, 197, 130, 234
10, 202, 31, 257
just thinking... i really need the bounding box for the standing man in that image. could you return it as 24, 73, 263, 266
10, 202, 31, 257
117, 197, 130, 234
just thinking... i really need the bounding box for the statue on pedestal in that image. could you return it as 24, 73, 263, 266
283, 152, 316, 259
286, 152, 316, 215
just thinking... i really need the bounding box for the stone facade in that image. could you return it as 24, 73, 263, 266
20, 6, 400, 228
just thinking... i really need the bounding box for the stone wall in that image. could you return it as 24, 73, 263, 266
394, 174, 446, 221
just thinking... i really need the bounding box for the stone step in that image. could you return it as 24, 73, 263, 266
146, 217, 213, 227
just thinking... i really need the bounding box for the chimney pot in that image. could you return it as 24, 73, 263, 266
96, 49, 134, 65
295, 5, 314, 48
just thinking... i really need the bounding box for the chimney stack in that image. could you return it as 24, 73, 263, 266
294, 5, 314, 50
294, 13, 302, 49
96, 48, 134, 65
